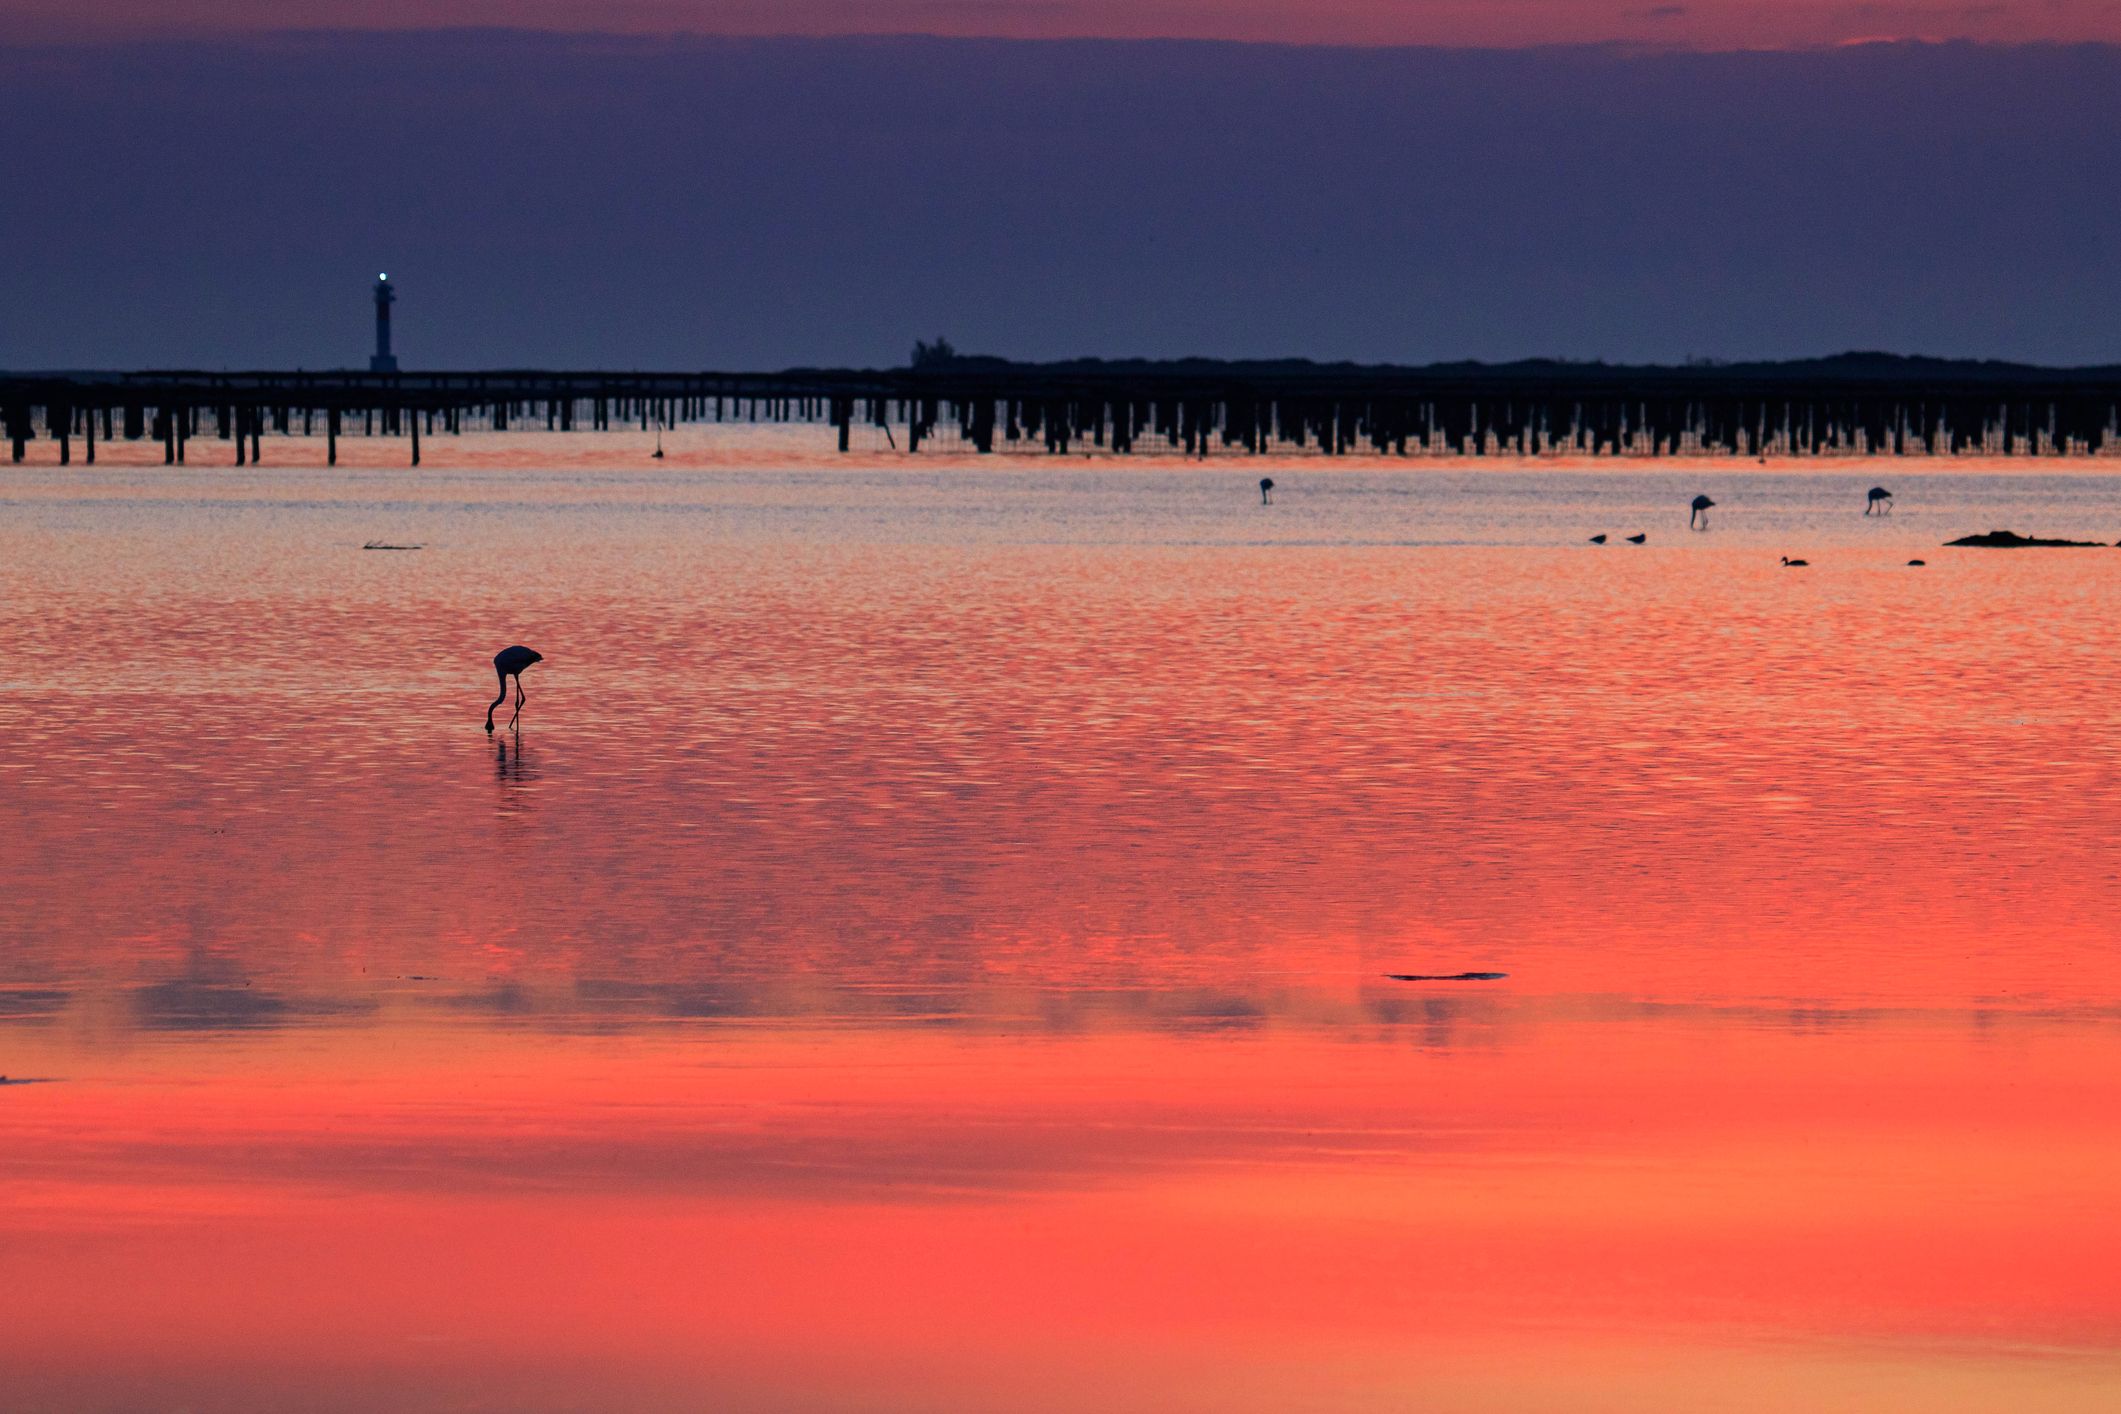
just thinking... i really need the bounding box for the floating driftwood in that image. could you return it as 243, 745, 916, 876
1944, 530, 2108, 548
362, 541, 423, 551
1386, 972, 1509, 982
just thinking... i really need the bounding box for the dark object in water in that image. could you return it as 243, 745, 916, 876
1626, 533, 1646, 544
1386, 972, 1508, 982
1944, 530, 2106, 548
1588, 534, 1607, 544
487, 644, 543, 734
363, 541, 423, 551
1259, 477, 1275, 505
1781, 556, 1809, 567
1908, 559, 1927, 566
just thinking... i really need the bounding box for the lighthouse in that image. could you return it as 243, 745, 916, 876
371, 274, 398, 373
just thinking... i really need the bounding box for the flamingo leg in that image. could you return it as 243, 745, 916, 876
486, 668, 508, 734
509, 675, 525, 729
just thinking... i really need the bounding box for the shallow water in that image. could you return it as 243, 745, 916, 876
5, 435, 2121, 1410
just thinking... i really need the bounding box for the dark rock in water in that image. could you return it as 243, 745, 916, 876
362, 541, 423, 551
1944, 530, 2107, 548
1386, 972, 1508, 982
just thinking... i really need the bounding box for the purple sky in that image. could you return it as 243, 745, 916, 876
7, 0, 2120, 48
3, 32, 2117, 369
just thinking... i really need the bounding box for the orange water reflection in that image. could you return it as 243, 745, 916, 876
4, 447, 2121, 1408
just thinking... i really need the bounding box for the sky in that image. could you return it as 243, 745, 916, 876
8, 0, 2121, 48
3, 26, 2118, 369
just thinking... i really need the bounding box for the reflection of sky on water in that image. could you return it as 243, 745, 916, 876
5, 448, 2121, 1410
8, 454, 2121, 1024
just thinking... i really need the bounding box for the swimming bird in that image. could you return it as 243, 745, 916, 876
1588, 534, 1608, 544
1866, 486, 1893, 515
1690, 494, 1716, 530
1781, 556, 1809, 567
1259, 477, 1274, 505
1908, 559, 1926, 566
1625, 533, 1646, 545
485, 645, 543, 734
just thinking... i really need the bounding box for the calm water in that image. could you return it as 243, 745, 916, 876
5, 434, 2121, 1411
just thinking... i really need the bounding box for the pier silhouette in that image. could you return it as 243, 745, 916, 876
4, 353, 2119, 466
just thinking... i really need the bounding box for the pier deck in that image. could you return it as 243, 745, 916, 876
5, 357, 2119, 464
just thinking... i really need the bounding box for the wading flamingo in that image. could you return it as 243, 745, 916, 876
1260, 477, 1275, 505
486, 645, 542, 734
1690, 494, 1716, 530
1866, 486, 1893, 515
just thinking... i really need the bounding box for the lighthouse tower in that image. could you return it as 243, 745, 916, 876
371, 274, 398, 373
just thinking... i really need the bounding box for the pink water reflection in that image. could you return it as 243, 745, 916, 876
4, 445, 2121, 1408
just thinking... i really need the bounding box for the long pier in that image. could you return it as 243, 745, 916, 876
4, 357, 2120, 465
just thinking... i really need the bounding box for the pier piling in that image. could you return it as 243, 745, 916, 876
3, 364, 2117, 469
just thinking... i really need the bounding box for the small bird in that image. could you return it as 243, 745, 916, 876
485, 645, 543, 734
1690, 495, 1716, 530
1866, 486, 1893, 515
1780, 556, 1809, 567
1908, 559, 1926, 566
1588, 534, 1608, 544
1625, 533, 1646, 545
1259, 477, 1274, 505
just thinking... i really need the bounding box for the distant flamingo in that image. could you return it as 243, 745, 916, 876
1625, 533, 1646, 544
1259, 477, 1275, 505
485, 645, 543, 734
1866, 486, 1893, 515
1781, 555, 1809, 567
1690, 494, 1716, 530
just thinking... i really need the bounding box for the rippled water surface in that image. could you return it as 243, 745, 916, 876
5, 437, 2121, 1410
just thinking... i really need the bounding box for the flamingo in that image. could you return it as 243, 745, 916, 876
1690, 494, 1715, 530
1781, 556, 1809, 567
1866, 486, 1892, 515
1259, 477, 1275, 505
485, 645, 543, 734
